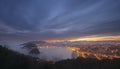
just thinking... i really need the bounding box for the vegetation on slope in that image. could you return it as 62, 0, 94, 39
0, 45, 120, 69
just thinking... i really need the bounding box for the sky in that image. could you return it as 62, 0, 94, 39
0, 0, 120, 42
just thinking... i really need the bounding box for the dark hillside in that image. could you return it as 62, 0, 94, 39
0, 45, 120, 69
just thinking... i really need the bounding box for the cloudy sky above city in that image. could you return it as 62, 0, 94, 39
0, 0, 120, 41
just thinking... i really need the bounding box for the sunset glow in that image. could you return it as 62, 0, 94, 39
45, 40, 65, 43
44, 35, 120, 42
70, 35, 120, 42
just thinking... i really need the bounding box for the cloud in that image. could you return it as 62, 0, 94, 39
0, 0, 120, 41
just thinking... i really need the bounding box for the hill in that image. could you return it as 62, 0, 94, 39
0, 45, 120, 69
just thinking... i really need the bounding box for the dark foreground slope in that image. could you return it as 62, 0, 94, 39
0, 45, 120, 69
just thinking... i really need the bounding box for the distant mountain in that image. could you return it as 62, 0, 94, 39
21, 42, 37, 49
22, 41, 46, 45
29, 48, 40, 54
21, 41, 42, 55
20, 40, 120, 47
21, 41, 47, 49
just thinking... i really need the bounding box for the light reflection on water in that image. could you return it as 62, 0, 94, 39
0, 41, 78, 61
30, 46, 75, 61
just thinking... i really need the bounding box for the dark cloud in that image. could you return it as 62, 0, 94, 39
0, 0, 120, 41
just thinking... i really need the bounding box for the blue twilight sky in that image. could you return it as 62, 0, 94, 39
0, 0, 120, 41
